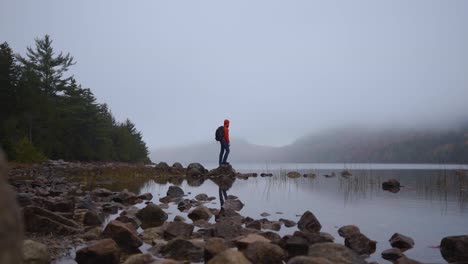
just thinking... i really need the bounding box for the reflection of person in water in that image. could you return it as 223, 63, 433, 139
219, 187, 228, 207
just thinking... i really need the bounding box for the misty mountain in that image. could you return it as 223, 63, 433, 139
151, 125, 468, 164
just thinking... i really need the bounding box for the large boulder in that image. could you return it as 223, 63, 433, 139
204, 237, 229, 262
160, 238, 204, 262
243, 241, 286, 264
186, 163, 208, 177
389, 233, 414, 252
307, 243, 366, 264
188, 205, 212, 221
163, 222, 194, 240
136, 203, 168, 228
22, 240, 50, 264
167, 186, 184, 198
75, 239, 120, 264
207, 248, 251, 264
207, 164, 236, 178
297, 211, 322, 233
23, 206, 81, 235
102, 220, 142, 250
440, 235, 468, 263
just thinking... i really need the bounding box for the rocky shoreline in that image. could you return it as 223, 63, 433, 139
8, 161, 468, 263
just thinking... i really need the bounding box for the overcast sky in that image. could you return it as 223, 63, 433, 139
1, 0, 467, 149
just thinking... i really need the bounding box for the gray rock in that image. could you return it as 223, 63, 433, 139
22, 240, 50, 264
279, 218, 297, 227
222, 199, 244, 211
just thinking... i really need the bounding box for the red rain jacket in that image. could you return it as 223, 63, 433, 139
223, 119, 230, 144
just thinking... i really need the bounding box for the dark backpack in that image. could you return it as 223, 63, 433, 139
215, 126, 224, 141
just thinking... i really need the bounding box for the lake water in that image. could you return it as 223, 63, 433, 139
62, 163, 468, 263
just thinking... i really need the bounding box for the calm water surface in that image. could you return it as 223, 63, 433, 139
61, 163, 468, 263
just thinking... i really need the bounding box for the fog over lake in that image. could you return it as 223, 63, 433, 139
1, 0, 468, 151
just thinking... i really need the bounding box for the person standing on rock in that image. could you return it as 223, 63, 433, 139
216, 119, 230, 166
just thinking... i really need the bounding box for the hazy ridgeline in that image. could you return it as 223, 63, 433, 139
152, 126, 468, 164
0, 36, 150, 163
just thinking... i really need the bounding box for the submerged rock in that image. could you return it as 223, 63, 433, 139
75, 239, 120, 264
440, 235, 468, 263
389, 233, 414, 251
297, 211, 322, 233
22, 240, 50, 264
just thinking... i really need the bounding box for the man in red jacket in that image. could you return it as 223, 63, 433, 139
219, 119, 230, 165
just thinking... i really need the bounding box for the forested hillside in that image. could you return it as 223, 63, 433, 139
0, 36, 149, 163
